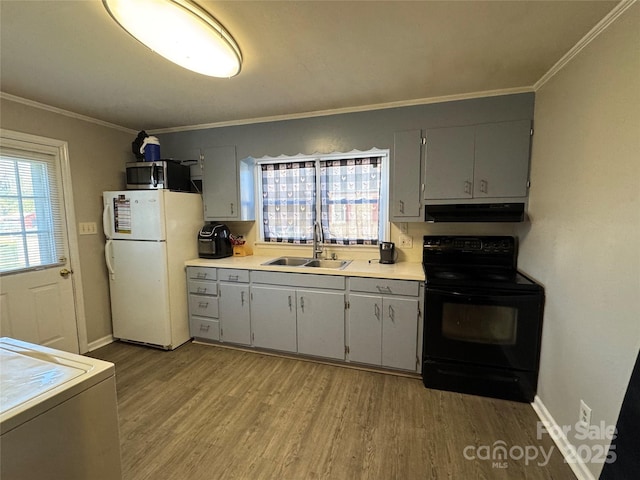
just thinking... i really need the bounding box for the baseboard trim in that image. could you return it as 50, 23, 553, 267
531, 395, 596, 480
87, 335, 114, 352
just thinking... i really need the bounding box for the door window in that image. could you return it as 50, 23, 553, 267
0, 150, 66, 273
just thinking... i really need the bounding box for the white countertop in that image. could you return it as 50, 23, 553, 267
186, 255, 425, 281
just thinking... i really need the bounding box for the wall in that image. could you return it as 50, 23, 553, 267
160, 93, 534, 262
517, 4, 640, 478
0, 97, 133, 349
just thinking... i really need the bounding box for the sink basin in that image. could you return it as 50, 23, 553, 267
262, 256, 313, 266
261, 257, 352, 269
303, 259, 352, 269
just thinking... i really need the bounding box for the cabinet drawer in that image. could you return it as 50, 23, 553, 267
188, 280, 218, 296
251, 271, 345, 290
218, 268, 250, 283
188, 267, 217, 281
190, 316, 220, 341
189, 294, 219, 318
349, 277, 420, 297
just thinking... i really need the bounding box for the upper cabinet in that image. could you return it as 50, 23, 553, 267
391, 129, 423, 222
424, 120, 532, 201
202, 145, 255, 221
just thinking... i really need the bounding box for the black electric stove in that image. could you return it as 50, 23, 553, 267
422, 235, 545, 402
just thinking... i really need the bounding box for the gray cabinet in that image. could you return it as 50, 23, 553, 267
251, 272, 346, 359
391, 129, 423, 221
348, 277, 421, 371
202, 146, 255, 221
218, 269, 251, 345
250, 285, 298, 353
187, 267, 220, 341
424, 120, 531, 201
296, 289, 345, 360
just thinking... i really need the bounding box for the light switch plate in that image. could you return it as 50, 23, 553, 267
79, 222, 98, 235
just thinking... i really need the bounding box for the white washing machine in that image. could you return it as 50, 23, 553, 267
0, 337, 122, 479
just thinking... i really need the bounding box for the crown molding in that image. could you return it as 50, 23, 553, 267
0, 92, 136, 134
149, 86, 534, 134
534, 0, 637, 91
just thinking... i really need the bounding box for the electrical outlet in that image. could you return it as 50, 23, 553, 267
399, 234, 413, 248
79, 222, 98, 235
579, 400, 592, 426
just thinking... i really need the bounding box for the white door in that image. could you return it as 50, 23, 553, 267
0, 130, 83, 353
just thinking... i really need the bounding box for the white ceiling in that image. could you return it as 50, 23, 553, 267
0, 1, 618, 132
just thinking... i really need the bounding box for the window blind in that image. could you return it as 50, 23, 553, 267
0, 149, 66, 273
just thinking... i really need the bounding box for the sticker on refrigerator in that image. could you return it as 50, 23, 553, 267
113, 196, 131, 234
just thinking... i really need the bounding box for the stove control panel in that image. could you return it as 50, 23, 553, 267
424, 236, 514, 252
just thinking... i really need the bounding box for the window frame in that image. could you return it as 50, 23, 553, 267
254, 149, 389, 246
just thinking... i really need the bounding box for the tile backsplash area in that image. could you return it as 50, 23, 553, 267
225, 221, 518, 263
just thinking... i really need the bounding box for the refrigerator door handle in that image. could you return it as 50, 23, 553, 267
105, 239, 115, 279
102, 201, 112, 238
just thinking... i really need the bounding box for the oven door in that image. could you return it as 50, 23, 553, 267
424, 286, 543, 371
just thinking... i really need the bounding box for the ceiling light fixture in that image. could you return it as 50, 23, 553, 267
102, 0, 242, 78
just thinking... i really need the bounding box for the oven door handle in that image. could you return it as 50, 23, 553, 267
426, 287, 540, 302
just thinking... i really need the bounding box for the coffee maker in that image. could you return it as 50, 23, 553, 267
379, 242, 396, 264
198, 222, 233, 259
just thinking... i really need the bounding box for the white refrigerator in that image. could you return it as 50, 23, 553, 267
103, 190, 203, 349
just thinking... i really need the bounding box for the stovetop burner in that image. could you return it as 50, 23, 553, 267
423, 235, 540, 291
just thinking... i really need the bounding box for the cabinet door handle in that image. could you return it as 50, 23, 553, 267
228, 275, 239, 282
288, 295, 292, 311
198, 301, 209, 308
389, 305, 395, 323
376, 285, 392, 294
230, 203, 234, 215
300, 296, 305, 313
399, 200, 405, 214
200, 324, 210, 331
240, 290, 245, 306
464, 181, 472, 195
196, 272, 206, 279
374, 303, 380, 320
480, 179, 488, 194
197, 287, 207, 294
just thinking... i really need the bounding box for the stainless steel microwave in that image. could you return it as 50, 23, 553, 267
126, 161, 191, 192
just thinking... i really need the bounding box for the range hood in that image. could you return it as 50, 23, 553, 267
424, 203, 525, 222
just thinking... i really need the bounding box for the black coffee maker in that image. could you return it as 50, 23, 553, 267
379, 242, 396, 264
198, 222, 233, 259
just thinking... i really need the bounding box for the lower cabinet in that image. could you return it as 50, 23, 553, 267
250, 285, 297, 353
187, 267, 421, 372
348, 277, 422, 371
219, 282, 251, 345
296, 289, 345, 360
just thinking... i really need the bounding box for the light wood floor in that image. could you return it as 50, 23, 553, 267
90, 341, 575, 480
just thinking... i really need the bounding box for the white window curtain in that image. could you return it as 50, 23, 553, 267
319, 157, 381, 244
261, 161, 316, 243
0, 149, 65, 273
259, 152, 386, 244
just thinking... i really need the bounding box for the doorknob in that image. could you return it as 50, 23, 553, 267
59, 268, 73, 278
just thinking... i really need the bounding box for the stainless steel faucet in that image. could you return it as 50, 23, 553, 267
313, 220, 324, 259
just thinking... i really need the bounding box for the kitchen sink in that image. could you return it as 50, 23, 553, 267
304, 259, 352, 269
261, 256, 352, 270
262, 256, 312, 266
